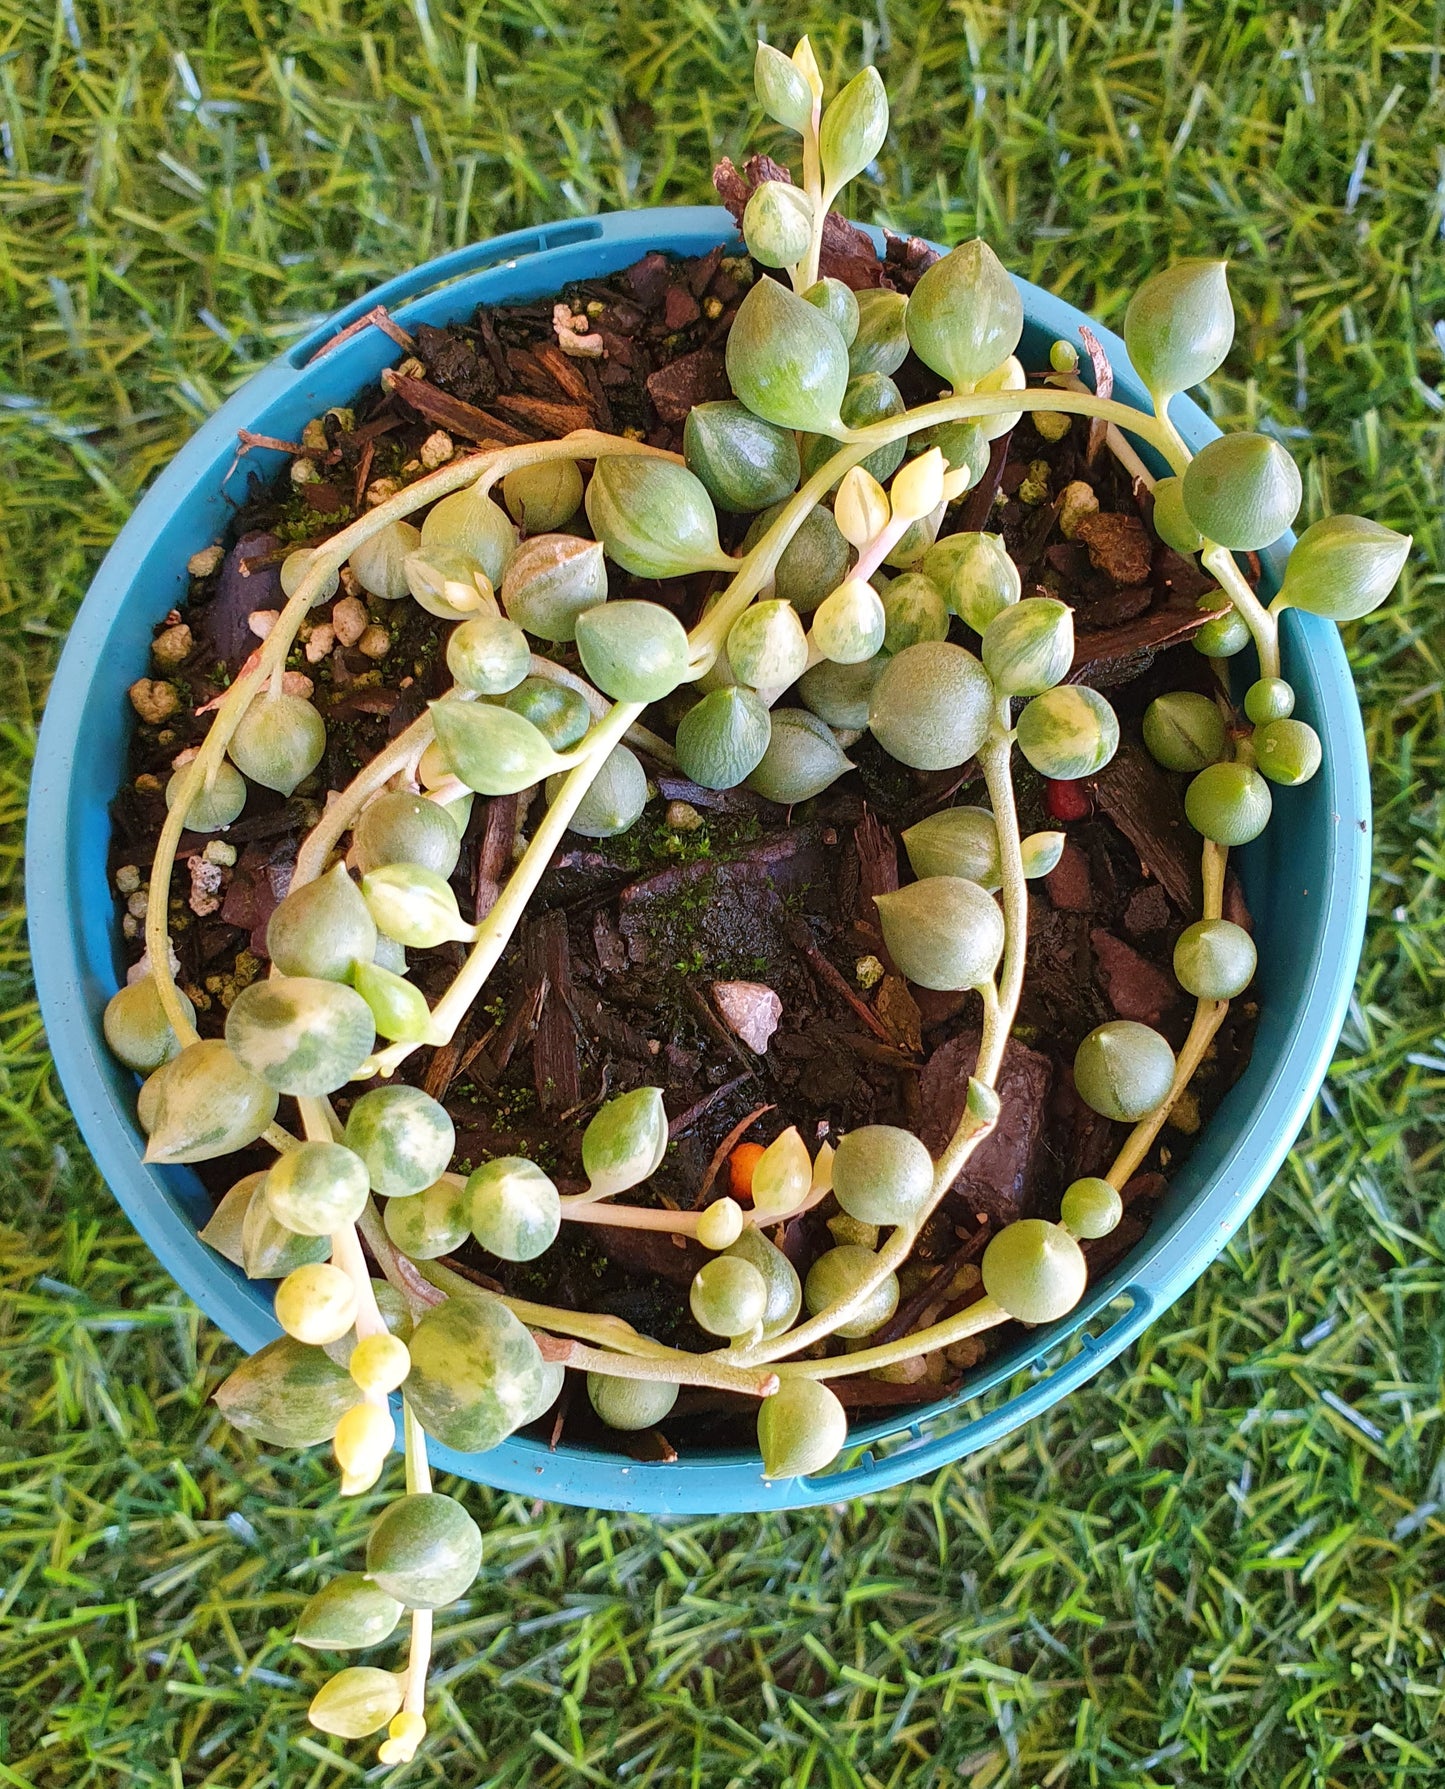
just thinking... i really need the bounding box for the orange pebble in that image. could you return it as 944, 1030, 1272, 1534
728, 1141, 766, 1202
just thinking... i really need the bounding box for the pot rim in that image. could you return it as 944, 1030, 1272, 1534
27, 206, 1370, 1512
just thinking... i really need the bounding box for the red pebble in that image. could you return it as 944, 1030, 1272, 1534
1045, 778, 1092, 822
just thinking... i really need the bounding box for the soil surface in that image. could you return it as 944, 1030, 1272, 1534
110, 242, 1257, 1460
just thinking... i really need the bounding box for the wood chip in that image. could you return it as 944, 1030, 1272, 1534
874, 975, 924, 1055
473, 794, 516, 925
1091, 742, 1203, 914
534, 342, 596, 405
491, 392, 594, 435
526, 912, 580, 1116
384, 370, 531, 446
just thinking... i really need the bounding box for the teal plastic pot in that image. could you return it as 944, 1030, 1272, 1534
27, 208, 1369, 1512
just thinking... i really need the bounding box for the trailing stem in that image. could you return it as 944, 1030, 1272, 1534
298, 1094, 390, 1396
1202, 543, 1282, 681
397, 1401, 434, 1735
256, 384, 1184, 1101
293, 711, 439, 888
361, 695, 643, 1078
777, 1298, 1012, 1380
415, 1258, 774, 1392
164, 374, 1224, 1383
143, 433, 680, 1043
733, 701, 1028, 1368
1103, 841, 1231, 1188
535, 1332, 780, 1399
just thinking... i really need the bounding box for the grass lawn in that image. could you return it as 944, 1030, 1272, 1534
2, 2, 1444, 1783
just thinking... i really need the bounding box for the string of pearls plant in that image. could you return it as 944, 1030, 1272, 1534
102, 40, 1409, 1760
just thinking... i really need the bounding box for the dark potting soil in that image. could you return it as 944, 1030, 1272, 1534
109, 240, 1257, 1462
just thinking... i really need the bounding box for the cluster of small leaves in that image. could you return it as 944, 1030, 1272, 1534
85, 22, 1417, 1770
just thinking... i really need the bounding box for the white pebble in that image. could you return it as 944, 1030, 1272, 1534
331, 596, 368, 647
187, 544, 224, 578
187, 855, 224, 917
420, 431, 454, 469
304, 624, 335, 664
126, 944, 181, 986
712, 981, 782, 1055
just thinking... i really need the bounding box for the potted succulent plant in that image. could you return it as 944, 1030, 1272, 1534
28, 39, 1405, 1760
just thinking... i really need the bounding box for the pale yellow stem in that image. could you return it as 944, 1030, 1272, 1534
298, 1096, 388, 1406
690, 386, 1177, 674
798, 95, 825, 292
735, 710, 1026, 1368
556, 1177, 832, 1235
527, 655, 678, 765
399, 1401, 433, 1722
778, 1297, 1012, 1380
293, 710, 437, 888
1202, 543, 1282, 680
1104, 838, 1231, 1188
1105, 998, 1229, 1190
415, 1259, 669, 1356
360, 696, 642, 1078
144, 432, 678, 1038
547, 1335, 779, 1398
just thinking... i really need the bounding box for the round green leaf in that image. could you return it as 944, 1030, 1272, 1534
1073, 1020, 1176, 1122
499, 534, 608, 643
230, 693, 325, 797
1015, 686, 1120, 780
868, 641, 994, 770
366, 1490, 483, 1608
1275, 513, 1411, 621
213, 1335, 360, 1447
746, 707, 853, 804
758, 1378, 848, 1480
404, 1294, 548, 1455
344, 1084, 456, 1198
585, 458, 728, 580
103, 974, 193, 1073
353, 792, 462, 879
684, 400, 800, 515
547, 743, 649, 838
1123, 258, 1234, 399
726, 276, 850, 436
430, 696, 572, 797
574, 600, 690, 704
905, 240, 1023, 389
981, 1219, 1086, 1323
1180, 432, 1302, 552
675, 686, 773, 790
135, 1037, 278, 1164
874, 875, 1005, 991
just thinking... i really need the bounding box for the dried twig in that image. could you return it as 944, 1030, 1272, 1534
311, 302, 418, 362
